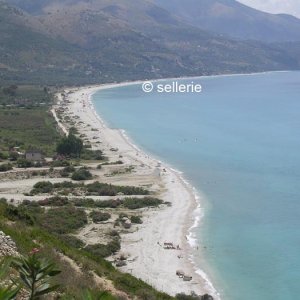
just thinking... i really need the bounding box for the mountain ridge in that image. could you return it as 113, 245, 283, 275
153, 0, 300, 42
1, 0, 300, 85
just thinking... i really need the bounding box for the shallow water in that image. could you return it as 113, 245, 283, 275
93, 71, 300, 300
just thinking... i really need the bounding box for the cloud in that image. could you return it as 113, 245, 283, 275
238, 0, 300, 18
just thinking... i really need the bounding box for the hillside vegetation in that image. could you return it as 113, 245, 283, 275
1, 0, 300, 85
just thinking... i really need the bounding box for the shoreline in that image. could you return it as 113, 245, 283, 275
87, 85, 220, 297
55, 80, 226, 297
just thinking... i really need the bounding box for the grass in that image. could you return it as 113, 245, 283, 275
0, 108, 60, 155
0, 85, 52, 106
0, 86, 61, 156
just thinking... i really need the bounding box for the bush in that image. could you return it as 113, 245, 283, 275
4, 205, 35, 225
31, 181, 53, 194
0, 152, 8, 160
81, 149, 104, 161
102, 160, 123, 166
90, 211, 111, 223
176, 293, 214, 300
60, 235, 85, 249
60, 165, 76, 177
53, 181, 78, 189
123, 197, 163, 210
38, 196, 69, 206
51, 160, 70, 167
40, 207, 87, 234
63, 166, 76, 173
130, 216, 143, 224
73, 198, 95, 207
9, 152, 19, 161
0, 163, 13, 172
86, 182, 149, 196
17, 158, 32, 168
95, 199, 121, 209
85, 238, 120, 258
71, 168, 92, 181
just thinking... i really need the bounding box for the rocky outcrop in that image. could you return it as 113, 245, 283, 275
0, 231, 19, 257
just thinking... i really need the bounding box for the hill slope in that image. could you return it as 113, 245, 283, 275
1, 0, 300, 84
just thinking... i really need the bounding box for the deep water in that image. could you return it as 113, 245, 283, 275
93, 71, 300, 300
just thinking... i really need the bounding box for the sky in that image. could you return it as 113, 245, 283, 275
238, 0, 300, 18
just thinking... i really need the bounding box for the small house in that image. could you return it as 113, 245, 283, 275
25, 150, 43, 162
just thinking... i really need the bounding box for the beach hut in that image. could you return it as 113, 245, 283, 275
25, 150, 43, 162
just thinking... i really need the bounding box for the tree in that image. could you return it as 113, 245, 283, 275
2, 85, 18, 97
0, 258, 20, 300
56, 134, 83, 157
17, 158, 32, 168
13, 249, 61, 300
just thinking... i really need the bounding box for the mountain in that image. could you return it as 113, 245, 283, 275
1, 0, 300, 85
153, 0, 300, 42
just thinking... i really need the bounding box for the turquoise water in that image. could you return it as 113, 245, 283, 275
93, 72, 300, 300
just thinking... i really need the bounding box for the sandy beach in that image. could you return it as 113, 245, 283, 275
54, 82, 219, 298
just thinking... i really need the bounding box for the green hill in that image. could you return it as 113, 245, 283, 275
1, 0, 300, 85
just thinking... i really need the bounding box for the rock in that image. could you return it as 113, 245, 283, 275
0, 231, 19, 257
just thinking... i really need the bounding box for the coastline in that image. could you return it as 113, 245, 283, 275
55, 81, 220, 298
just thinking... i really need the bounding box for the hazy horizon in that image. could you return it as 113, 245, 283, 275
238, 0, 300, 18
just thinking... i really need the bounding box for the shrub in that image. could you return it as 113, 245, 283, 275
38, 196, 69, 207
51, 160, 70, 167
95, 200, 121, 209
0, 152, 8, 160
176, 293, 214, 300
71, 168, 92, 181
60, 235, 85, 249
73, 198, 95, 207
86, 182, 149, 196
9, 152, 19, 161
0, 163, 13, 172
63, 166, 76, 173
90, 211, 111, 223
85, 238, 120, 258
81, 149, 104, 161
130, 216, 143, 224
40, 207, 87, 234
17, 158, 32, 168
4, 205, 35, 225
13, 253, 61, 299
31, 181, 53, 194
102, 161, 123, 166
53, 181, 77, 189
123, 197, 163, 210
60, 165, 76, 177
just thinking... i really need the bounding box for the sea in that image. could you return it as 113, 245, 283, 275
92, 71, 300, 300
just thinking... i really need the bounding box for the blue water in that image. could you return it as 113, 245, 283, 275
93, 72, 300, 300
